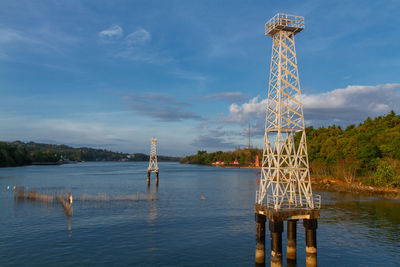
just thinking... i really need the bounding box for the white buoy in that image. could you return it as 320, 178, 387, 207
7, 186, 10, 190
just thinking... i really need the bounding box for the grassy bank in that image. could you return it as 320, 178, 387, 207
311, 177, 400, 199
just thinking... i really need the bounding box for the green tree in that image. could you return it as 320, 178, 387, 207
370, 160, 399, 187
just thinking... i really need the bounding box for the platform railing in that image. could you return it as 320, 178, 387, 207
265, 13, 305, 35
256, 190, 321, 210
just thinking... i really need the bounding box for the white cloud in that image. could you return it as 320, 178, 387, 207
0, 27, 79, 57
223, 83, 400, 126
98, 24, 123, 39
99, 26, 170, 64
121, 93, 201, 121
302, 83, 400, 122
222, 96, 266, 124
0, 28, 25, 43
124, 28, 150, 45
0, 115, 132, 147
169, 69, 209, 82
191, 135, 236, 150
201, 92, 247, 102
0, 113, 195, 155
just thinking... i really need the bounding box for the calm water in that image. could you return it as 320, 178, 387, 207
0, 162, 399, 266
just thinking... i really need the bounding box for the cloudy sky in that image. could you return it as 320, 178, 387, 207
0, 0, 399, 156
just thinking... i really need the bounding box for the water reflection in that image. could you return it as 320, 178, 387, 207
2, 162, 399, 266
67, 216, 72, 237
323, 195, 400, 225
287, 258, 297, 267
322, 193, 400, 246
146, 184, 158, 224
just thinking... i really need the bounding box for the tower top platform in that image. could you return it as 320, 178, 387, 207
265, 13, 304, 36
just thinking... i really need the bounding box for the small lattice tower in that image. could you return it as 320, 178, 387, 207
254, 14, 321, 266
147, 138, 159, 185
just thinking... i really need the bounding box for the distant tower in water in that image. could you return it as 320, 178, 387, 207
254, 13, 321, 266
147, 138, 159, 185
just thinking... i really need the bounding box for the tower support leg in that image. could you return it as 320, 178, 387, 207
155, 171, 159, 185
147, 171, 150, 185
269, 220, 283, 267
304, 219, 318, 267
287, 220, 297, 264
255, 213, 266, 264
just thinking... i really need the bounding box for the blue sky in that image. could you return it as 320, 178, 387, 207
0, 0, 399, 156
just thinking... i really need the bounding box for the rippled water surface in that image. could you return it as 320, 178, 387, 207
0, 162, 399, 266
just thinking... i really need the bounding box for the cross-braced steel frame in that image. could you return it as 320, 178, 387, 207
256, 14, 320, 211
148, 138, 158, 172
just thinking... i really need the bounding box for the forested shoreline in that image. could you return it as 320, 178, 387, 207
180, 111, 400, 187
0, 141, 180, 167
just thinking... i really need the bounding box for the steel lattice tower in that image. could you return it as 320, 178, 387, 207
256, 13, 320, 211
147, 138, 159, 185
148, 138, 158, 172
254, 14, 321, 266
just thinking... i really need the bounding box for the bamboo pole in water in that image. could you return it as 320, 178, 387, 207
14, 186, 73, 216
57, 194, 73, 216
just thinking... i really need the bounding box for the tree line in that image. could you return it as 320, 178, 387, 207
180, 111, 400, 187
0, 141, 180, 167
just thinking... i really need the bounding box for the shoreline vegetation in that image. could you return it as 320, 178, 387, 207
199, 164, 400, 199
0, 141, 180, 168
180, 112, 400, 197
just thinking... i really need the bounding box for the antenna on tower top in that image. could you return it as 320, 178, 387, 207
248, 123, 251, 150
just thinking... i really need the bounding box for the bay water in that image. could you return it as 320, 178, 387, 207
0, 162, 399, 266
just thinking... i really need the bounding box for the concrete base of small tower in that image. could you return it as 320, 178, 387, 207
155, 171, 159, 185
147, 171, 150, 185
147, 170, 159, 186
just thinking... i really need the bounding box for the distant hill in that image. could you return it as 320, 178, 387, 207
0, 141, 180, 167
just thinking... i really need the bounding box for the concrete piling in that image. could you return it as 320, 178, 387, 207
269, 220, 283, 267
255, 213, 266, 264
155, 171, 159, 185
287, 220, 297, 264
147, 171, 150, 185
304, 219, 318, 267
254, 203, 320, 267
